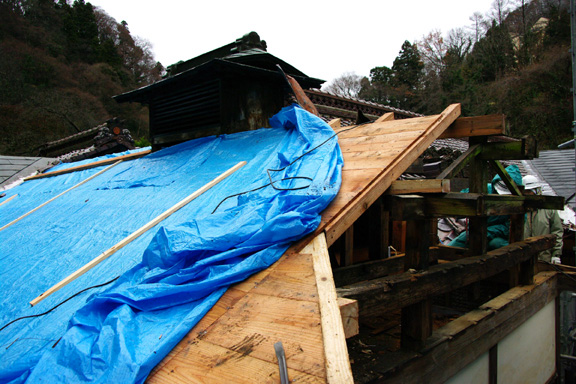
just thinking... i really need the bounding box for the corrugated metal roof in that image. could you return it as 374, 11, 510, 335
0, 156, 57, 188
524, 149, 575, 208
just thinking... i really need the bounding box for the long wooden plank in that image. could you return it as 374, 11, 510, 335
0, 160, 123, 232
0, 194, 17, 208
439, 114, 506, 138
29, 161, 247, 306
323, 104, 461, 246
337, 235, 555, 317
23, 149, 151, 181
307, 232, 354, 384
382, 272, 557, 383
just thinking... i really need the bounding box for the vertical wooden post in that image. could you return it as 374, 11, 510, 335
510, 213, 533, 285
368, 197, 387, 260
401, 219, 432, 349
468, 137, 488, 256
343, 226, 354, 266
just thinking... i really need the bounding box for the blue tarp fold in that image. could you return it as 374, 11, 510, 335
0, 105, 342, 383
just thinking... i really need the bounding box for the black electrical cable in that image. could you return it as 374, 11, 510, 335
0, 276, 120, 333
211, 121, 371, 214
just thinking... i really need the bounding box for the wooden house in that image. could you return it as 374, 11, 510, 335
112, 33, 572, 382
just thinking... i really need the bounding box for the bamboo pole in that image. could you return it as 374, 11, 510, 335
0, 161, 123, 232
30, 161, 247, 306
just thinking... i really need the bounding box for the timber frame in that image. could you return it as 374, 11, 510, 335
145, 104, 573, 383
329, 109, 569, 382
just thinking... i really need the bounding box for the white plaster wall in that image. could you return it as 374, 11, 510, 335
498, 300, 556, 384
445, 351, 489, 384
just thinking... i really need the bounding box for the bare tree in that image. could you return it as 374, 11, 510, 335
322, 72, 364, 98
418, 30, 447, 76
469, 12, 489, 42
491, 0, 513, 24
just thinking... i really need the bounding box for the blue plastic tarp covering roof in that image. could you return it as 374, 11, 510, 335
0, 105, 343, 383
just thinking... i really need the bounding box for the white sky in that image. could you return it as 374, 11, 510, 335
88, 0, 497, 86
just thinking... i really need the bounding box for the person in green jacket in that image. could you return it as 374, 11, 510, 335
522, 175, 563, 263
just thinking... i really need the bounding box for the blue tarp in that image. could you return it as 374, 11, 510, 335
0, 105, 343, 383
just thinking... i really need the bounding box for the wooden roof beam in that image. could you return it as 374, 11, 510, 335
478, 137, 538, 160
337, 235, 556, 317
380, 271, 557, 383
385, 193, 565, 220
439, 114, 506, 138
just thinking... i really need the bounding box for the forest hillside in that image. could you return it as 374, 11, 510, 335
326, 0, 573, 149
0, 0, 163, 156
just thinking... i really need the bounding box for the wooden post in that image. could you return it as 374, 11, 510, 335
468, 137, 488, 256
30, 161, 247, 306
343, 226, 354, 266
401, 219, 432, 349
369, 197, 388, 260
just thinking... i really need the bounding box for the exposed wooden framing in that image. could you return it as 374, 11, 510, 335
388, 179, 450, 195
0, 194, 17, 208
322, 104, 461, 247
343, 227, 354, 266
333, 254, 405, 287
307, 233, 354, 383
468, 136, 488, 255
439, 114, 506, 139
490, 159, 522, 196
385, 193, 565, 220
380, 272, 557, 383
1, 160, 123, 232
431, 244, 470, 261
337, 235, 556, 317
402, 219, 432, 348
478, 137, 537, 160
29, 161, 247, 306
23, 150, 150, 181
436, 144, 481, 180
368, 197, 387, 260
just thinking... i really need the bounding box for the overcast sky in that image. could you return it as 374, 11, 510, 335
88, 0, 497, 86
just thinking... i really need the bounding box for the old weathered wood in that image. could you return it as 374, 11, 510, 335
468, 137, 488, 255
385, 193, 563, 220
337, 235, 556, 317
439, 114, 506, 139
490, 160, 522, 196
368, 197, 386, 260
30, 161, 247, 306
436, 144, 481, 180
388, 179, 450, 195
23, 150, 150, 180
1, 160, 123, 232
307, 233, 354, 384
401, 219, 432, 348
381, 272, 557, 384
478, 137, 538, 160
333, 254, 405, 287
343, 226, 354, 266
